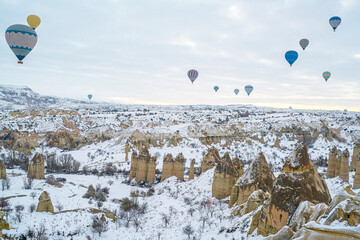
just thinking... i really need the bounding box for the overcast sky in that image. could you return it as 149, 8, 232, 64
1, 0, 360, 111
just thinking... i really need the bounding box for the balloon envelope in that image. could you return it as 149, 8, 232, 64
5, 24, 37, 64
244, 85, 253, 96
88, 94, 93, 100
214, 86, 219, 92
285, 50, 298, 66
187, 69, 198, 83
299, 39, 309, 50
323, 71, 331, 82
27, 15, 41, 29
329, 16, 341, 31
234, 89, 239, 95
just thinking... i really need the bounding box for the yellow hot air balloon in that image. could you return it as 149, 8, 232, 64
27, 15, 41, 29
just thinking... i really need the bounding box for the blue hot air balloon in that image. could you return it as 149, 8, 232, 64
234, 89, 239, 95
88, 94, 93, 100
285, 50, 298, 66
214, 86, 219, 92
244, 85, 253, 96
329, 16, 341, 32
5, 24, 38, 64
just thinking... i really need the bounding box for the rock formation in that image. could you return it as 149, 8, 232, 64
229, 152, 275, 207
188, 159, 195, 180
125, 141, 130, 161
0, 160, 6, 179
83, 184, 96, 198
161, 153, 185, 181
129, 151, 138, 181
354, 156, 360, 189
0, 128, 39, 154
201, 147, 220, 173
326, 146, 337, 178
212, 153, 244, 199
36, 191, 54, 213
46, 128, 84, 151
339, 149, 349, 182
27, 152, 45, 179
128, 147, 156, 183
257, 143, 331, 236
273, 136, 281, 149
350, 142, 360, 170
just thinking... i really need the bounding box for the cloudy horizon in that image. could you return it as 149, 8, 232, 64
1, 0, 360, 111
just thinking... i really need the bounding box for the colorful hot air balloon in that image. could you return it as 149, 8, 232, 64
299, 39, 309, 50
329, 16, 341, 32
5, 24, 38, 64
322, 71, 331, 82
234, 89, 239, 95
214, 86, 219, 92
244, 85, 253, 96
88, 94, 93, 100
27, 15, 41, 29
285, 50, 298, 67
187, 69, 198, 84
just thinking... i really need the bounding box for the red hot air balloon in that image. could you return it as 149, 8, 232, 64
187, 69, 198, 84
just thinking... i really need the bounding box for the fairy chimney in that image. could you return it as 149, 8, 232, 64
129, 151, 138, 181
161, 153, 185, 181
350, 142, 360, 170
188, 159, 195, 180
201, 147, 220, 173
339, 149, 349, 182
257, 143, 331, 236
212, 153, 244, 199
229, 152, 275, 207
0, 160, 6, 179
27, 153, 45, 179
353, 156, 360, 189
36, 191, 54, 213
326, 146, 337, 178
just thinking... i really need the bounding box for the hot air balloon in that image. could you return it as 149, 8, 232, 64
322, 71, 331, 82
88, 94, 93, 100
299, 39, 309, 50
187, 69, 198, 84
234, 89, 239, 95
27, 15, 41, 29
5, 24, 38, 64
214, 86, 219, 92
244, 85, 253, 96
329, 16, 341, 32
285, 50, 298, 66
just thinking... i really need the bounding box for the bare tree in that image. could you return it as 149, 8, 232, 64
15, 204, 24, 222
188, 207, 195, 217
30, 192, 36, 199
35, 224, 48, 240
23, 177, 33, 189
183, 224, 194, 240
55, 203, 64, 212
91, 215, 108, 236
29, 203, 36, 213
161, 213, 170, 227
200, 215, 209, 230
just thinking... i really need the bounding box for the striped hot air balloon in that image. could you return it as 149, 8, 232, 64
214, 86, 219, 92
244, 85, 253, 96
323, 71, 331, 82
5, 24, 38, 64
299, 39, 309, 50
285, 50, 298, 67
329, 16, 341, 32
88, 94, 93, 100
187, 69, 198, 84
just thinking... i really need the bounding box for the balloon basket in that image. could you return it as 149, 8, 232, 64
18, 61, 23, 64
